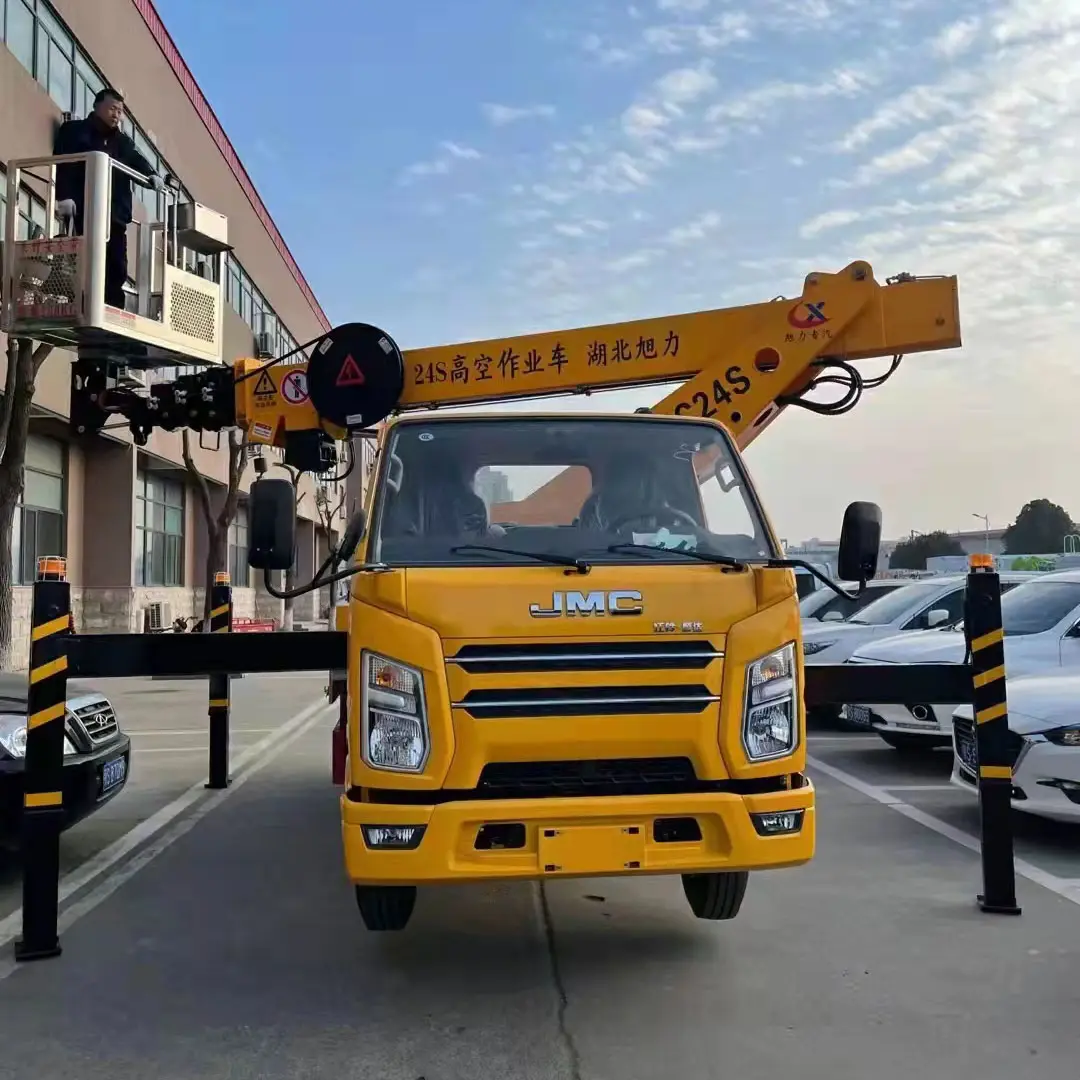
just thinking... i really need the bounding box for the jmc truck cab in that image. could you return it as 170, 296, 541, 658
329, 410, 874, 930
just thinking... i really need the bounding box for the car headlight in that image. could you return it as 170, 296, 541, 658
802, 640, 835, 656
360, 652, 429, 772
0, 713, 77, 758
1044, 725, 1080, 748
743, 643, 798, 761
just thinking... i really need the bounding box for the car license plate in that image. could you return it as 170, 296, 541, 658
843, 705, 871, 727
100, 756, 126, 795
957, 738, 978, 773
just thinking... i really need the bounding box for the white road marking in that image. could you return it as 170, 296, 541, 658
880, 784, 958, 792
126, 728, 277, 736
808, 754, 1080, 908
0, 697, 333, 970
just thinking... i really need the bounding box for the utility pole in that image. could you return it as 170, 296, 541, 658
973, 513, 990, 552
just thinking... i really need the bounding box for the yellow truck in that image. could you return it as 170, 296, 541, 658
232, 260, 960, 930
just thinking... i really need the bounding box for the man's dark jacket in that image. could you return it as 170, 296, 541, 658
52, 117, 156, 225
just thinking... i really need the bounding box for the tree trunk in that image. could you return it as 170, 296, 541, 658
202, 525, 225, 630
0, 338, 50, 669
281, 564, 295, 631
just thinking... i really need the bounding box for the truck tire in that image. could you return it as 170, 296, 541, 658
682, 871, 748, 921
355, 885, 416, 931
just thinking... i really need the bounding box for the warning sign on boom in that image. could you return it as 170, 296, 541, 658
306, 322, 405, 430
335, 355, 365, 387
252, 370, 276, 403
281, 370, 309, 404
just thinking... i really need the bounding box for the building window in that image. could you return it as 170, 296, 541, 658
34, 4, 74, 111
135, 470, 185, 586
12, 434, 66, 585
3, 0, 36, 73
229, 504, 249, 587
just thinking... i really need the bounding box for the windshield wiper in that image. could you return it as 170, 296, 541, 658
449, 544, 590, 574
606, 543, 746, 570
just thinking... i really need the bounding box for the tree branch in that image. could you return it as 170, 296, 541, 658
181, 430, 214, 528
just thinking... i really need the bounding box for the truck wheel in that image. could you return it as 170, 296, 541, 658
682, 871, 748, 921
354, 885, 416, 931
877, 731, 946, 753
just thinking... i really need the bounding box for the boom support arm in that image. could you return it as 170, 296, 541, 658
70, 261, 960, 469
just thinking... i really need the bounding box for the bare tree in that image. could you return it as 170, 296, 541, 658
182, 427, 249, 629
0, 337, 53, 668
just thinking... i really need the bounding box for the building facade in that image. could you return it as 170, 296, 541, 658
1, 0, 344, 665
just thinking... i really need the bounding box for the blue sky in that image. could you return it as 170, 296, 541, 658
154, 0, 1080, 541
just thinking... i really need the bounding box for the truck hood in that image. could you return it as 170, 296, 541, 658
381, 564, 766, 640
953, 672, 1080, 735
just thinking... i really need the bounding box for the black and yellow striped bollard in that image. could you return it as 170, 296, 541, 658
15, 556, 73, 961
206, 572, 233, 790
963, 554, 1021, 915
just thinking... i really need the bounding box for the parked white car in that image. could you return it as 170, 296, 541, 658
843, 571, 1080, 749
951, 672, 1080, 823
799, 578, 905, 624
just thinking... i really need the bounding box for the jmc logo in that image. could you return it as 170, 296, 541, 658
529, 590, 643, 617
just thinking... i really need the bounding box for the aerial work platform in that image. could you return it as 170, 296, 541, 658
0, 719, 1074, 1080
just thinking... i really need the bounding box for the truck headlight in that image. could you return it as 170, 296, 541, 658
742, 643, 798, 761
361, 652, 429, 772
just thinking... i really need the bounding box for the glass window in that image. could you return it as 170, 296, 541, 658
14, 434, 66, 585
370, 416, 777, 567
229, 504, 249, 587
1001, 580, 1080, 636
903, 587, 967, 630
800, 581, 904, 622
135, 469, 185, 586
5, 0, 35, 73
847, 582, 950, 626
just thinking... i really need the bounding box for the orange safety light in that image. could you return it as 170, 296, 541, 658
969, 553, 995, 570
214, 571, 230, 584
36, 555, 67, 581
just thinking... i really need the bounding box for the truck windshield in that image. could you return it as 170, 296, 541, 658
368, 416, 778, 567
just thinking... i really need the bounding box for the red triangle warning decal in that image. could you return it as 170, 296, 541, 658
335, 354, 366, 387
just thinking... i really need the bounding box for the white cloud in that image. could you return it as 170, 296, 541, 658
399, 140, 482, 183
482, 103, 557, 125
388, 0, 1080, 538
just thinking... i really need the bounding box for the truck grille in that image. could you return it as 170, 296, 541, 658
447, 639, 722, 674
455, 683, 718, 718
71, 699, 119, 745
478, 757, 698, 798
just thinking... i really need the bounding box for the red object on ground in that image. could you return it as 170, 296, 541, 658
231, 618, 277, 633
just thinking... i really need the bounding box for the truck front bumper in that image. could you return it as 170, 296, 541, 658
341, 783, 815, 885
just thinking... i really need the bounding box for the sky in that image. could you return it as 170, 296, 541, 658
153, 0, 1080, 544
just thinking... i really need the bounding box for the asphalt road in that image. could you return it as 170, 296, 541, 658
0, 672, 333, 921
807, 728, 1080, 884
0, 718, 1077, 1079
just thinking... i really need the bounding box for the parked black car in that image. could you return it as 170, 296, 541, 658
0, 672, 131, 848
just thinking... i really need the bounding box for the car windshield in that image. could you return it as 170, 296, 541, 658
847, 582, 947, 626
1001, 580, 1080, 636
368, 416, 778, 567
800, 582, 904, 622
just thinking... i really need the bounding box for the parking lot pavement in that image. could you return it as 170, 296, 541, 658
806, 731, 1080, 890
0, 672, 332, 921
0, 724, 1077, 1079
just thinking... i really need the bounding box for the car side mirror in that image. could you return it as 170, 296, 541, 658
821, 610, 844, 622
247, 477, 296, 571
926, 608, 950, 628
837, 501, 882, 583
336, 508, 367, 564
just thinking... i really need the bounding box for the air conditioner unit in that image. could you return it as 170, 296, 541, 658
254, 330, 275, 359
114, 366, 148, 390
143, 600, 172, 632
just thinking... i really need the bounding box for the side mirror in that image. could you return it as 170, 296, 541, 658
247, 477, 296, 571
821, 610, 844, 622
926, 608, 950, 629
837, 501, 881, 583
336, 508, 367, 564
